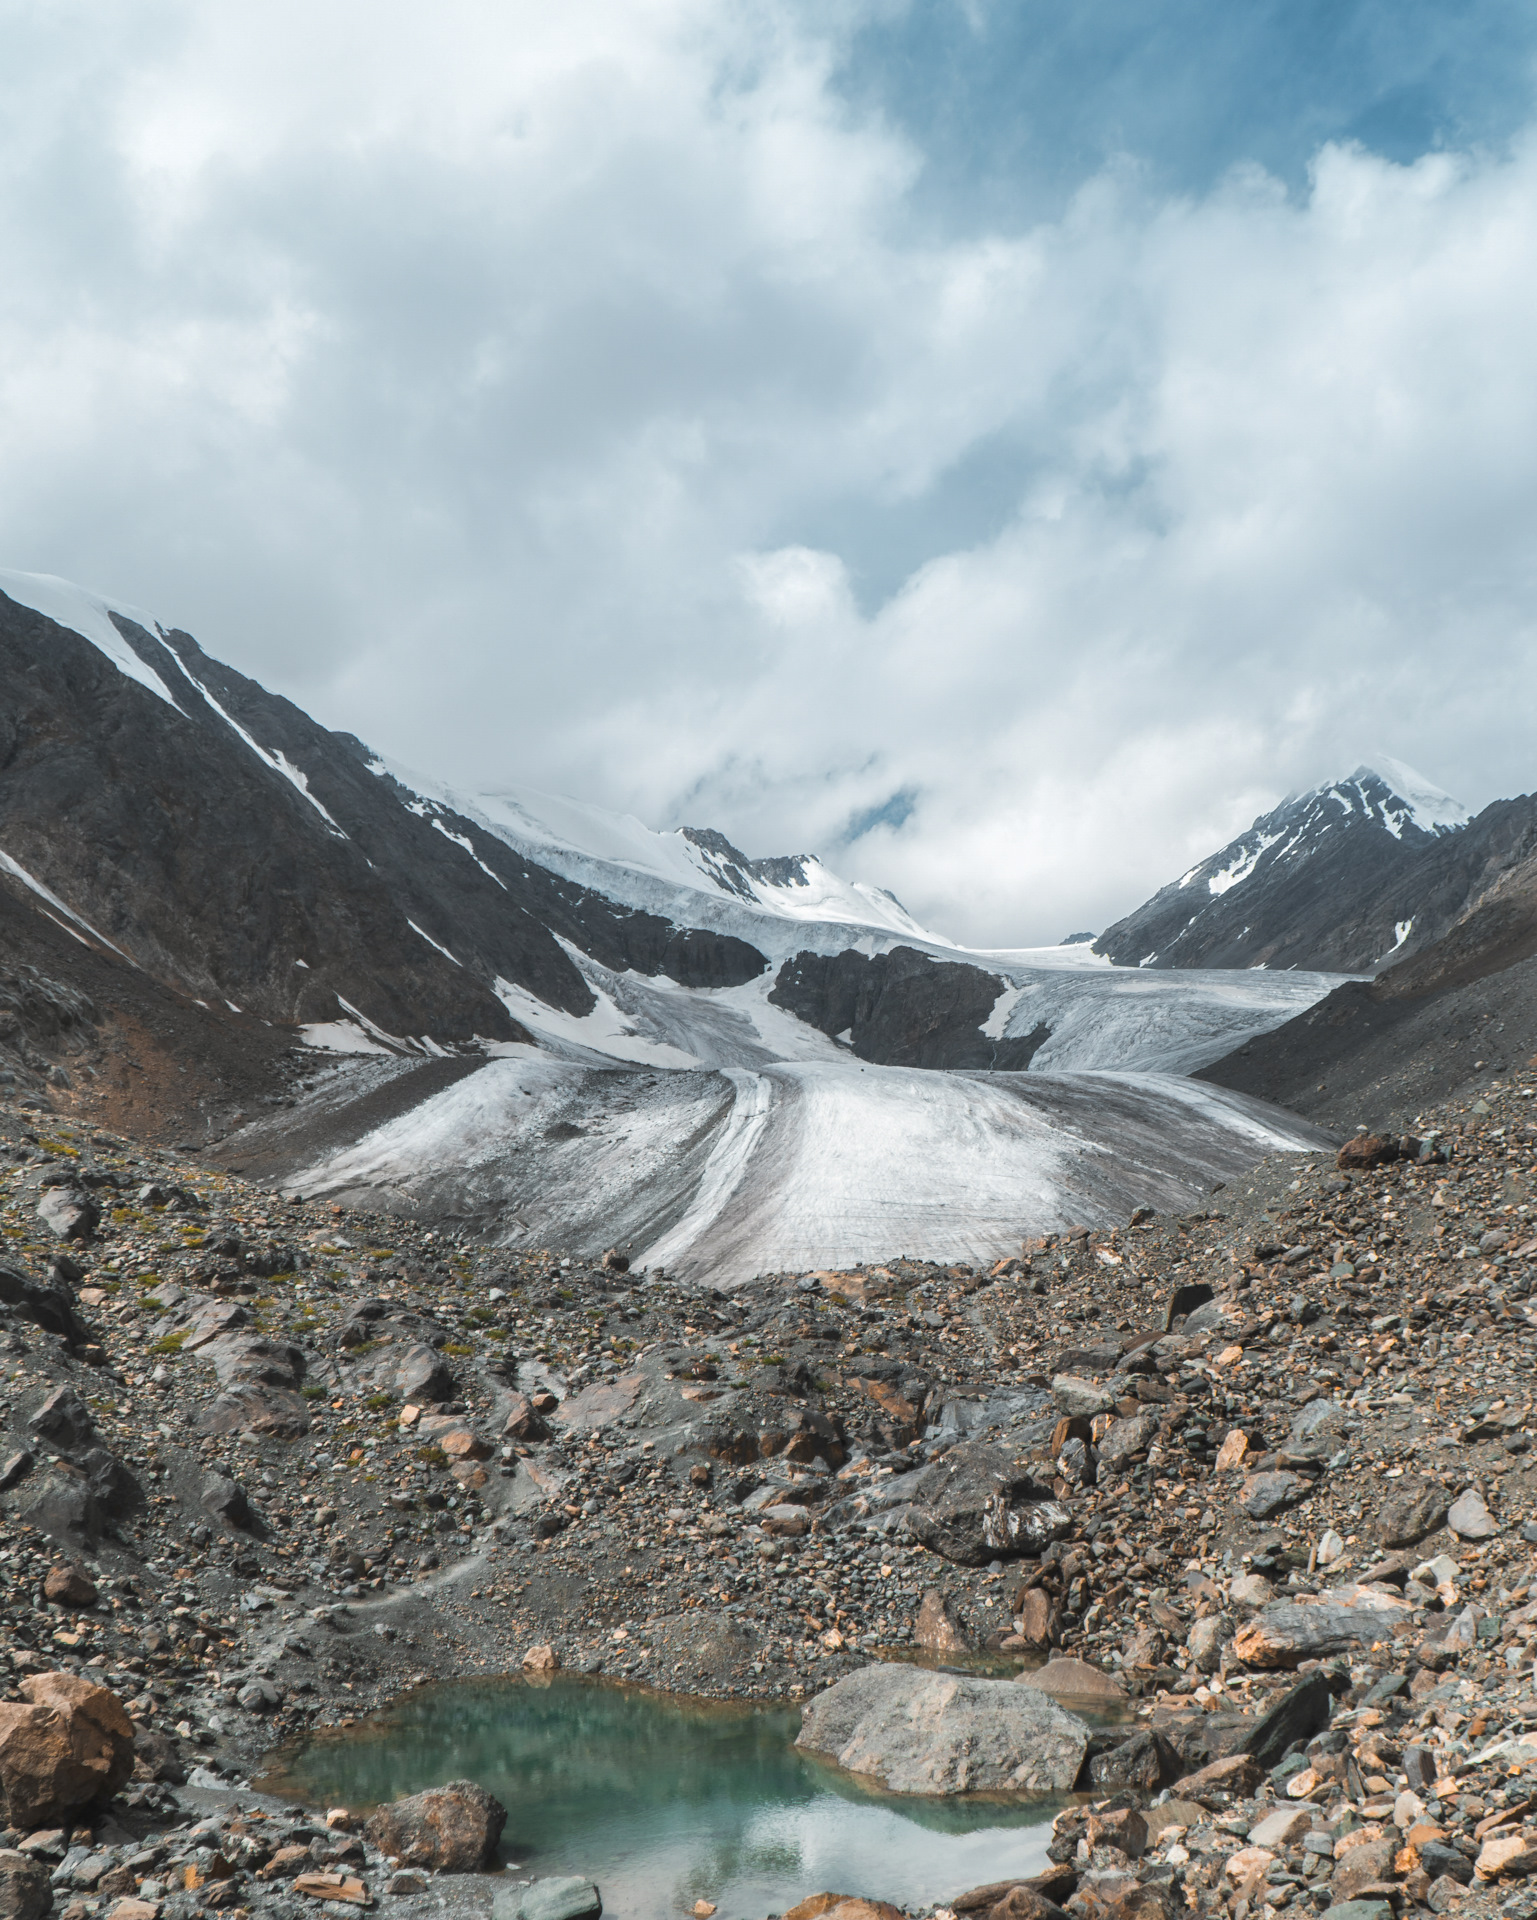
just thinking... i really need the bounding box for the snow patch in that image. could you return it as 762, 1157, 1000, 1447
407, 920, 462, 967
164, 650, 348, 838
0, 847, 136, 961
299, 1020, 395, 1056
0, 569, 183, 709
1207, 830, 1280, 896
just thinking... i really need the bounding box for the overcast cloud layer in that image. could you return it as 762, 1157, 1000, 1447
2, 0, 1536, 947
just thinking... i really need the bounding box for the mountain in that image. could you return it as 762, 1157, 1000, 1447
1094, 759, 1473, 973
0, 567, 1347, 1274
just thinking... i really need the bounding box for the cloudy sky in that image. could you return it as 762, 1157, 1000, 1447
3, 0, 1536, 947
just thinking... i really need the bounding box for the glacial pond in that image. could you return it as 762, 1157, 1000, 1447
259, 1676, 1065, 1920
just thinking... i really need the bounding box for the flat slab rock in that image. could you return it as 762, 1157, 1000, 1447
492, 1878, 603, 1920
795, 1660, 1088, 1794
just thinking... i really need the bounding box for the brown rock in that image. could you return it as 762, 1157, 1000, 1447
1015, 1587, 1059, 1649
501, 1395, 550, 1442
782, 1901, 905, 1920
41, 1568, 96, 1609
1016, 1657, 1125, 1704
914, 1590, 973, 1653
1086, 1810, 1147, 1859
292, 1874, 370, 1906
1171, 1752, 1263, 1797
437, 1430, 490, 1461
986, 1889, 1069, 1920
1332, 1839, 1401, 1900
1374, 1482, 1448, 1549
362, 1780, 506, 1872
522, 1644, 560, 1673
1476, 1834, 1537, 1880
1337, 1134, 1407, 1171
0, 1848, 51, 1920
0, 1674, 135, 1829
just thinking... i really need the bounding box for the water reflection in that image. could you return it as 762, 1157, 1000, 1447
259, 1676, 1063, 1920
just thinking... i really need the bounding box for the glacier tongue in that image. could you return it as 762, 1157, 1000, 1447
282, 1054, 1332, 1285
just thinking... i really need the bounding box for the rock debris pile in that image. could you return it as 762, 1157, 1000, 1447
0, 1069, 1536, 1918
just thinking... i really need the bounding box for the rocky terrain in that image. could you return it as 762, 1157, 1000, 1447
0, 1043, 1535, 1918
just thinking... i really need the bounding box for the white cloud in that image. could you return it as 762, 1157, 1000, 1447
1, 4, 1536, 946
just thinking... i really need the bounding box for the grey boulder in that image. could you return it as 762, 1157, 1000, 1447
1447, 1487, 1496, 1541
795, 1660, 1088, 1794
492, 1879, 602, 1920
905, 1444, 1070, 1565
36, 1190, 98, 1242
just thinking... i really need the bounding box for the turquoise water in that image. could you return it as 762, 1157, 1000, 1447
260, 1676, 1063, 1919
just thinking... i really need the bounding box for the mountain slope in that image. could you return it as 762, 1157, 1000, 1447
0, 568, 1344, 1082
1094, 760, 1471, 973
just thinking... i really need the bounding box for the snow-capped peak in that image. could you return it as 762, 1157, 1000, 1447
1349, 756, 1470, 838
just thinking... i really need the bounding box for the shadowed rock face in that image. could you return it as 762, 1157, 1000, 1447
769, 946, 1049, 1069
0, 591, 767, 1045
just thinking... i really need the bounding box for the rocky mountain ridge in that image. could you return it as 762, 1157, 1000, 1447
1093, 760, 1537, 979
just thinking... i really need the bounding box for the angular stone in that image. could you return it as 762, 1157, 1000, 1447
914, 1590, 973, 1654
1447, 1488, 1496, 1541
0, 1673, 135, 1829
1087, 1729, 1180, 1794
1051, 1377, 1115, 1419
41, 1567, 95, 1609
1097, 1414, 1159, 1470
1015, 1658, 1125, 1704
36, 1191, 98, 1243
1240, 1671, 1334, 1767
1232, 1605, 1401, 1668
1239, 1471, 1311, 1520
1476, 1834, 1537, 1880
364, 1781, 506, 1872
522, 1645, 560, 1673
0, 1848, 52, 1920
795, 1662, 1089, 1794
492, 1878, 603, 1920
906, 1444, 1069, 1565
1374, 1483, 1447, 1549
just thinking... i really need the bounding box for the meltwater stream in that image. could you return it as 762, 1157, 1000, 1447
260, 1677, 1065, 1919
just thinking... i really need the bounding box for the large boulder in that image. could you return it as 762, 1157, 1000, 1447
364, 1780, 507, 1871
0, 1673, 135, 1828
906, 1444, 1070, 1565
795, 1662, 1088, 1794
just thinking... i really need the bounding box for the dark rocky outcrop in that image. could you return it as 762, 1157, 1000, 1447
769, 947, 1047, 1069
0, 589, 767, 1051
